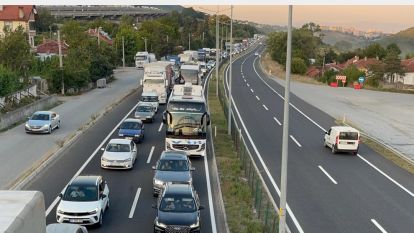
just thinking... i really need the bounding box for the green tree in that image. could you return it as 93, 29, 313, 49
363, 43, 386, 60
0, 66, 21, 96
115, 24, 141, 66
367, 62, 385, 87
386, 43, 401, 56
291, 57, 307, 74
34, 8, 57, 33
341, 65, 365, 86
383, 51, 405, 83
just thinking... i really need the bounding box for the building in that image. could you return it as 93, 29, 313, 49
85, 28, 113, 46
0, 5, 37, 47
395, 58, 414, 85
35, 39, 69, 61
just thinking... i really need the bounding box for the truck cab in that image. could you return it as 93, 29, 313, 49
135, 51, 150, 69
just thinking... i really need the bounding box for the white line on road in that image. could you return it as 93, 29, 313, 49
290, 135, 302, 147
46, 101, 140, 217
247, 83, 250, 87
244, 79, 247, 82
146, 146, 155, 164
262, 104, 269, 111
128, 187, 142, 218
158, 122, 163, 132
250, 88, 254, 93
273, 117, 282, 126
318, 166, 338, 184
371, 219, 388, 233
256, 96, 260, 101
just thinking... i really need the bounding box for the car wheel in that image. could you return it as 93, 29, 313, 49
48, 126, 52, 134
57, 121, 61, 129
97, 212, 103, 227
331, 145, 337, 154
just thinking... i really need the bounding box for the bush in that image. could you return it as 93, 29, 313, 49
291, 57, 307, 75
0, 66, 21, 96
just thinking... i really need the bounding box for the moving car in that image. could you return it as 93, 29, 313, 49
140, 91, 159, 112
118, 118, 144, 143
254, 51, 259, 56
153, 183, 203, 233
134, 102, 156, 123
25, 111, 60, 134
46, 223, 88, 233
56, 175, 109, 226
324, 126, 360, 155
152, 151, 194, 196
101, 139, 137, 169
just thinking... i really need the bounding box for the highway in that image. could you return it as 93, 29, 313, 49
23, 71, 218, 232
225, 46, 414, 233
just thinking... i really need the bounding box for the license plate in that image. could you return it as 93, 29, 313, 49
70, 219, 83, 223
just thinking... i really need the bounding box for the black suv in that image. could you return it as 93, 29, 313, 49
153, 182, 204, 233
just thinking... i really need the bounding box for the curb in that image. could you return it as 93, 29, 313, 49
9, 86, 139, 190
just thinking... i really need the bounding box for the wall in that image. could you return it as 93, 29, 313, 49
0, 95, 58, 131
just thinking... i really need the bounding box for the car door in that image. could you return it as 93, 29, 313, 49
131, 141, 137, 160
325, 128, 332, 146
99, 178, 109, 212
141, 123, 145, 136
51, 113, 57, 128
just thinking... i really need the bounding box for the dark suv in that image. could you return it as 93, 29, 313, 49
153, 183, 204, 233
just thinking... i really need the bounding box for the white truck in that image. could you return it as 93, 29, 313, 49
142, 62, 173, 104
184, 50, 198, 61
135, 51, 150, 69
163, 83, 210, 157
178, 53, 192, 64
180, 63, 202, 85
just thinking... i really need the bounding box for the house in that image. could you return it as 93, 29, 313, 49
86, 28, 113, 46
306, 66, 321, 78
395, 58, 414, 85
35, 38, 69, 60
0, 5, 37, 47
343, 56, 381, 74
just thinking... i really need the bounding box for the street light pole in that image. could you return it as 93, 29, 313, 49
215, 6, 219, 96
57, 30, 64, 95
97, 27, 101, 47
279, 5, 293, 233
227, 5, 233, 135
122, 36, 125, 68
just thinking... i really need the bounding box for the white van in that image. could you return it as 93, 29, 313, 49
140, 91, 159, 112
324, 126, 360, 155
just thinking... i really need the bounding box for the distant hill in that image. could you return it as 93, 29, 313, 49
318, 30, 370, 51
149, 5, 185, 12
377, 27, 414, 56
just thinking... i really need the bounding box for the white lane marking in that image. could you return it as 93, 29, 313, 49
247, 83, 250, 87
146, 146, 155, 164
158, 122, 163, 132
250, 88, 254, 93
273, 117, 282, 126
262, 104, 269, 111
244, 79, 247, 83
371, 219, 388, 233
46, 101, 140, 216
256, 96, 260, 101
358, 154, 414, 197
318, 166, 338, 184
289, 135, 302, 147
225, 65, 303, 233
251, 56, 414, 198
128, 187, 142, 218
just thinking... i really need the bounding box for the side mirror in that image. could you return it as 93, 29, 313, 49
101, 194, 107, 199
152, 166, 156, 170
58, 193, 63, 198
190, 167, 195, 171
101, 148, 105, 151
152, 204, 157, 209
325, 131, 328, 135
132, 147, 137, 152
140, 79, 143, 86
198, 205, 205, 210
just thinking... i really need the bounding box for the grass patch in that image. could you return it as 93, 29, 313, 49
335, 118, 414, 174
208, 63, 264, 233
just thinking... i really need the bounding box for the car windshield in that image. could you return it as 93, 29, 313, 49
181, 69, 198, 78
159, 195, 196, 213
157, 159, 189, 171
136, 55, 147, 61
106, 143, 130, 152
137, 105, 153, 112
339, 132, 359, 140
166, 101, 207, 136
141, 96, 158, 102
62, 185, 98, 202
121, 121, 141, 130
31, 114, 49, 120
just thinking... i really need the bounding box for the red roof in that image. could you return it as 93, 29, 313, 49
36, 39, 69, 55
306, 66, 320, 78
0, 5, 35, 21
86, 29, 113, 46
402, 58, 414, 72
342, 57, 381, 70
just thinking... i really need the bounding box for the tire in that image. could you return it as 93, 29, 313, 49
57, 121, 60, 129
97, 212, 103, 227
48, 126, 52, 134
331, 144, 337, 154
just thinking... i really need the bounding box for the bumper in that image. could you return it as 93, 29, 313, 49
120, 135, 142, 143
166, 146, 206, 157
159, 97, 167, 104
25, 127, 49, 133
101, 160, 133, 169
154, 225, 200, 233
56, 213, 99, 225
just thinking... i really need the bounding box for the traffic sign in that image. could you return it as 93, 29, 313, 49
359, 76, 365, 83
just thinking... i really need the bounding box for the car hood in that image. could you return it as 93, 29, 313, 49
119, 128, 141, 136
27, 119, 50, 126
154, 170, 191, 183
102, 151, 132, 160
158, 211, 197, 226
57, 200, 99, 213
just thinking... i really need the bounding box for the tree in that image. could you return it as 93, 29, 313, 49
291, 57, 307, 75
367, 62, 385, 87
383, 51, 405, 83
324, 48, 338, 64
363, 43, 386, 60
341, 65, 365, 86
115, 24, 141, 66
34, 8, 57, 33
0, 66, 21, 96
301, 22, 321, 34
386, 43, 401, 56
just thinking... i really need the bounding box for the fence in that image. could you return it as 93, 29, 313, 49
0, 85, 37, 111
216, 57, 284, 233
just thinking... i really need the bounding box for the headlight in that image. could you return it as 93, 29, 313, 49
155, 218, 167, 228
154, 178, 164, 186
25, 123, 30, 128
101, 157, 110, 162
42, 124, 49, 128
57, 209, 64, 214
88, 208, 98, 215
134, 134, 140, 137
190, 218, 200, 228
119, 133, 124, 137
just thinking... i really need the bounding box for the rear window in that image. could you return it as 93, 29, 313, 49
339, 132, 358, 140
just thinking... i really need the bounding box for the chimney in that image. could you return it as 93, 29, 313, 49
19, 6, 24, 19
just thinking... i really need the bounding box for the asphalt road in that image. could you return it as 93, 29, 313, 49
226, 47, 414, 233
24, 74, 217, 232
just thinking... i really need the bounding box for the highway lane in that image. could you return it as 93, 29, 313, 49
226, 47, 414, 233
24, 80, 216, 232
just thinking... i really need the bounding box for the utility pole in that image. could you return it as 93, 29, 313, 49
279, 5, 292, 233
97, 27, 100, 47
166, 35, 169, 44
57, 30, 64, 95
122, 36, 125, 68
215, 6, 219, 96
142, 37, 147, 52
188, 33, 191, 50
227, 5, 233, 135
202, 31, 205, 44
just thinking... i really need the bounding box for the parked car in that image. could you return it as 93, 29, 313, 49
56, 175, 109, 226
153, 182, 203, 233
140, 91, 159, 112
25, 111, 60, 134
118, 118, 144, 143
152, 151, 194, 196
46, 223, 88, 233
134, 102, 156, 123
324, 126, 360, 155
101, 139, 137, 169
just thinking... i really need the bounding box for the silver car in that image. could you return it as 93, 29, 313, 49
152, 151, 195, 196
25, 111, 60, 134
134, 102, 156, 123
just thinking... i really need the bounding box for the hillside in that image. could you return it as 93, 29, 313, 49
376, 27, 414, 56
318, 30, 370, 51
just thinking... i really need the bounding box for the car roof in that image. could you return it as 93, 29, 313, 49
123, 118, 143, 124
34, 111, 52, 115
331, 126, 359, 132
70, 175, 100, 186
164, 183, 193, 196
160, 151, 188, 160
108, 138, 132, 144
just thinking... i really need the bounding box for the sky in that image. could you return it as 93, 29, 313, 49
191, 5, 414, 33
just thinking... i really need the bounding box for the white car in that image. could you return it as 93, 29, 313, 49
56, 176, 109, 226
324, 126, 360, 155
255, 52, 259, 56
101, 139, 137, 169
140, 91, 159, 113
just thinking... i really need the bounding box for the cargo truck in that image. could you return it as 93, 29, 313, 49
142, 62, 174, 104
